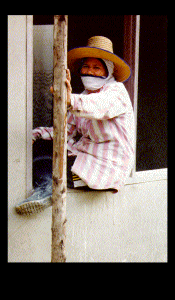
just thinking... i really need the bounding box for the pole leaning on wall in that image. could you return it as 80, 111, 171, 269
51, 15, 68, 263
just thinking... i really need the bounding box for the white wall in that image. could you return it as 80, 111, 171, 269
8, 181, 167, 262
8, 15, 27, 216
8, 16, 167, 262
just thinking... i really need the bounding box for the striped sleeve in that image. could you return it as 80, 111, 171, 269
32, 127, 53, 141
70, 83, 129, 120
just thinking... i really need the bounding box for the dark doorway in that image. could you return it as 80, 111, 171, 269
136, 15, 167, 171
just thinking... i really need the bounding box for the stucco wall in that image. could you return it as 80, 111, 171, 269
8, 181, 167, 262
8, 15, 27, 213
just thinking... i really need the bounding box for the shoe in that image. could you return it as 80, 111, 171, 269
16, 196, 52, 215
72, 173, 87, 188
16, 185, 52, 215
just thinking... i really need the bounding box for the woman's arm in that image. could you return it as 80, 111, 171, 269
32, 69, 74, 144
67, 111, 77, 140
32, 113, 77, 143
70, 83, 130, 120
32, 127, 53, 141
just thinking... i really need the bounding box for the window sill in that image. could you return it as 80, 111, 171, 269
126, 168, 167, 186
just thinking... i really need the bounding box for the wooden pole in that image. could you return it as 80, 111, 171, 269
51, 15, 68, 263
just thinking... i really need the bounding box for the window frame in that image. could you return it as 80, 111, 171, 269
26, 15, 33, 196
124, 15, 167, 186
26, 15, 167, 194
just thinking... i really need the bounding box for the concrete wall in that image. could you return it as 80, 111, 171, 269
8, 16, 167, 262
8, 182, 167, 262
8, 15, 27, 215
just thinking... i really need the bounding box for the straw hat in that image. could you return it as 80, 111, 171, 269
68, 36, 131, 82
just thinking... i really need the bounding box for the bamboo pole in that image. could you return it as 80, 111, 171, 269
51, 15, 68, 263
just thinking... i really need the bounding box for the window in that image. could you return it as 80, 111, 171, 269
136, 15, 167, 171
27, 15, 167, 193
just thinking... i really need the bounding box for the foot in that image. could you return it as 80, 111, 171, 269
16, 187, 52, 215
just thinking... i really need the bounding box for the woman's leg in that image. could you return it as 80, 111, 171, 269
15, 139, 117, 215
16, 140, 53, 215
16, 155, 53, 215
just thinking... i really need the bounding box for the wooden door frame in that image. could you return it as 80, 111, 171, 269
123, 15, 140, 174
123, 15, 167, 183
123, 15, 139, 107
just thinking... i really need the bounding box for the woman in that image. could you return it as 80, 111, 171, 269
16, 36, 135, 215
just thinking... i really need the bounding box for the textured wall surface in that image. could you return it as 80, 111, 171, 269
8, 181, 167, 262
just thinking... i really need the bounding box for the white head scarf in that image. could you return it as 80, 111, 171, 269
81, 59, 115, 91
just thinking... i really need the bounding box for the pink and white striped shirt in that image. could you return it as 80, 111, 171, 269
33, 79, 135, 191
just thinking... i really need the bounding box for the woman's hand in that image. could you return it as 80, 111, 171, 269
65, 69, 72, 107
50, 69, 72, 107
50, 86, 54, 94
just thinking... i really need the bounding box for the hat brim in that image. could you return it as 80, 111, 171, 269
68, 46, 131, 83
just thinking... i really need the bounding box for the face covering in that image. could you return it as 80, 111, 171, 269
80, 59, 115, 91
81, 74, 106, 91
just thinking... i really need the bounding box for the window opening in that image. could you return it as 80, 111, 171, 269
32, 15, 167, 188
33, 22, 53, 185
136, 15, 167, 171
32, 15, 125, 183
